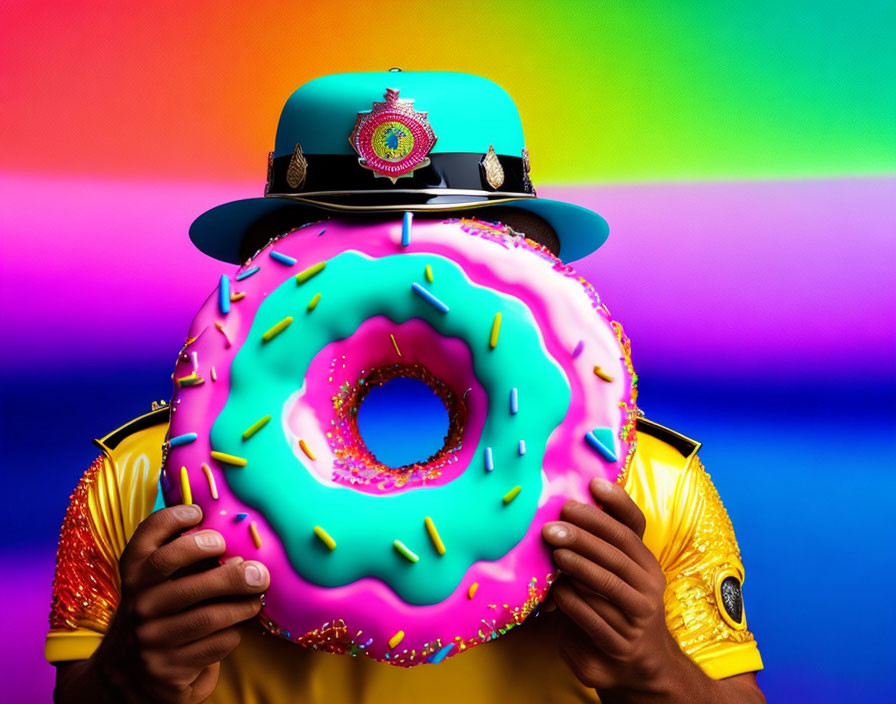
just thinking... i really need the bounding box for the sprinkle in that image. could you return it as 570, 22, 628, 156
424, 264, 434, 282
467, 582, 479, 599
411, 282, 449, 313
401, 211, 413, 246
236, 266, 260, 281
489, 312, 502, 349
176, 374, 204, 387
295, 261, 326, 285
201, 463, 218, 500
210, 451, 248, 467
518, 440, 526, 455
393, 540, 419, 563
424, 516, 447, 556
593, 366, 614, 382
210, 366, 217, 381
572, 340, 584, 358
235, 512, 248, 521
249, 521, 262, 548
313, 525, 337, 551
262, 316, 293, 342
180, 466, 192, 504
270, 250, 296, 266
318, 229, 326, 236
299, 439, 316, 461
429, 642, 454, 664
509, 387, 519, 415
306, 293, 321, 311
388, 630, 405, 649
503, 485, 522, 505
242, 414, 271, 440
230, 291, 246, 302
585, 428, 619, 462
169, 433, 197, 447
390, 333, 402, 357
218, 275, 231, 314
484, 447, 494, 472
214, 321, 231, 348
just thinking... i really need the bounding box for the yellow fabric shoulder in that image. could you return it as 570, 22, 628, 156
46, 409, 762, 703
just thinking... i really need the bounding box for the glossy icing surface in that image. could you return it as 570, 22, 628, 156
163, 217, 637, 664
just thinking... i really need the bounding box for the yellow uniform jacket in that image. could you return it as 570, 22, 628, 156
45, 405, 762, 703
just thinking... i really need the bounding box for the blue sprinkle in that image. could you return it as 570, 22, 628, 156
218, 275, 230, 314
428, 642, 455, 664
411, 282, 449, 313
318, 229, 326, 236
169, 433, 197, 447
484, 447, 494, 472
509, 387, 519, 415
585, 428, 618, 462
236, 266, 260, 281
401, 211, 413, 246
518, 440, 526, 456
234, 512, 249, 522
270, 250, 297, 266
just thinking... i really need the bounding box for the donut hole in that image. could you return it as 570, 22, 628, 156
356, 375, 452, 469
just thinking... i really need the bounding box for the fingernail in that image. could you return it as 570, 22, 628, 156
174, 504, 202, 520
544, 523, 570, 541
244, 563, 268, 587
194, 532, 223, 549
592, 477, 613, 493
224, 556, 244, 565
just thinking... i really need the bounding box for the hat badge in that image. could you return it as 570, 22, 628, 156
349, 88, 437, 183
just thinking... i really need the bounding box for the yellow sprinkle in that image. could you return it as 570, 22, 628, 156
180, 466, 192, 505
210, 451, 248, 467
390, 333, 402, 357
489, 312, 502, 349
502, 485, 522, 505
424, 516, 447, 556
201, 462, 218, 500
249, 521, 262, 549
424, 264, 434, 283
299, 439, 316, 461
242, 414, 272, 440
593, 366, 614, 382
467, 582, 479, 599
210, 365, 217, 381
313, 525, 336, 550
262, 316, 293, 342
307, 293, 321, 311
176, 373, 204, 387
295, 261, 326, 285
230, 291, 246, 302
388, 630, 405, 649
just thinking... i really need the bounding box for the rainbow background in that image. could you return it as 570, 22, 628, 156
2, 1, 894, 701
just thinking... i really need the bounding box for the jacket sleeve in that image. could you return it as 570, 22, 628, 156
660, 456, 763, 679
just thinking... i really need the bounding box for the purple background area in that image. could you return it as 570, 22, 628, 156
1, 175, 894, 702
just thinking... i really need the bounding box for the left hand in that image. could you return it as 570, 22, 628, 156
542, 476, 683, 697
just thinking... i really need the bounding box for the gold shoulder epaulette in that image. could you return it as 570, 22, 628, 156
636, 417, 702, 459
94, 402, 171, 453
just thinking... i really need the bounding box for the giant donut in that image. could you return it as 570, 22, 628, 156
162, 216, 638, 665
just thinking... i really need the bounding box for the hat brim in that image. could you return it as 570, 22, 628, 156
189, 193, 608, 264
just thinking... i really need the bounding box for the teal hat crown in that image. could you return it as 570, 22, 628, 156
190, 70, 609, 263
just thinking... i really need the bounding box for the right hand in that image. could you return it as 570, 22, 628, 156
92, 504, 270, 704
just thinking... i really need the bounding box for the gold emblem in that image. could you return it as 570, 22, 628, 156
521, 147, 534, 194
286, 142, 308, 189
481, 145, 504, 190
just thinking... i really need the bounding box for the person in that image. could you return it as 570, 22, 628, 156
46, 71, 765, 703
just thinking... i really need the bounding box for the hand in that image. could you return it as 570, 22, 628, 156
542, 477, 681, 698
91, 505, 270, 704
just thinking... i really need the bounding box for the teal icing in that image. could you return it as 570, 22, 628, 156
210, 252, 569, 605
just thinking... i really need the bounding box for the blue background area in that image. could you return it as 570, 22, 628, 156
4, 359, 894, 701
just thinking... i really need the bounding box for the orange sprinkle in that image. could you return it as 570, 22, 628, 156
390, 333, 402, 357
230, 291, 246, 302
201, 463, 218, 500
299, 439, 316, 461
249, 522, 262, 549
467, 582, 479, 599
593, 366, 614, 382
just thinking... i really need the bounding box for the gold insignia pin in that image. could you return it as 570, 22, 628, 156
286, 142, 308, 189
481, 145, 505, 190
